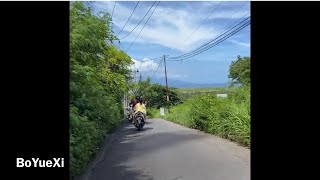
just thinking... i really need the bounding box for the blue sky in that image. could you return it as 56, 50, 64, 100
91, 1, 250, 84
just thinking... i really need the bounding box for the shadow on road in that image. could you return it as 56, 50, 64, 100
94, 164, 154, 180
145, 121, 152, 124
85, 121, 205, 180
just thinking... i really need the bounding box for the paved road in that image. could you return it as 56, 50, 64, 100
76, 118, 250, 180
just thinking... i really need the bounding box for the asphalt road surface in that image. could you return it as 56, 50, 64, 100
76, 118, 250, 180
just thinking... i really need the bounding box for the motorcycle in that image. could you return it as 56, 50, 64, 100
126, 107, 133, 123
133, 111, 146, 131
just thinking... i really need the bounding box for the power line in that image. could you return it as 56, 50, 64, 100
173, 17, 250, 58
166, 1, 223, 57
183, 1, 223, 43
168, 16, 250, 60
178, 22, 250, 61
119, 1, 157, 40
188, 2, 249, 54
149, 58, 163, 81
164, 2, 249, 62
111, 1, 117, 19
170, 21, 250, 61
168, 18, 250, 61
116, 1, 140, 37
147, 56, 163, 61
126, 1, 160, 52
118, 41, 125, 51
169, 22, 250, 62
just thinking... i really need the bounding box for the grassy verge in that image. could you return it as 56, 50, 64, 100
148, 87, 250, 147
178, 87, 230, 102
70, 106, 124, 178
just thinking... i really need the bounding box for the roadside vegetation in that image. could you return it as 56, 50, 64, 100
147, 56, 250, 147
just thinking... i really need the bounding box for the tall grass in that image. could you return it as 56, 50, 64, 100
70, 105, 123, 178
178, 87, 230, 102
149, 87, 250, 147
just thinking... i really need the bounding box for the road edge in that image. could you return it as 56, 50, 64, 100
73, 121, 127, 180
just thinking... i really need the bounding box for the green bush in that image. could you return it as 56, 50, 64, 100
146, 108, 159, 118
70, 106, 104, 176
162, 87, 250, 147
70, 2, 132, 178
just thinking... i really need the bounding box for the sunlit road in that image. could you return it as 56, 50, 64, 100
76, 118, 250, 180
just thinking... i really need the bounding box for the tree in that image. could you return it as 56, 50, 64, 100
135, 81, 181, 108
70, 2, 133, 177
229, 56, 250, 86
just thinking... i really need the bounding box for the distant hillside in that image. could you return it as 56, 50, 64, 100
150, 78, 229, 88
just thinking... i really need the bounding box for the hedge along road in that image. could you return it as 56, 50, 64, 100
75, 118, 250, 180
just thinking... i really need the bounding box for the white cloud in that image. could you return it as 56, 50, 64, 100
167, 74, 189, 79
157, 71, 188, 79
93, 1, 250, 53
130, 58, 158, 72
154, 64, 185, 79
228, 39, 250, 48
129, 58, 188, 80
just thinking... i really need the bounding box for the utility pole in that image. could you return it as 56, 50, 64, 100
123, 93, 127, 117
134, 69, 139, 95
135, 69, 139, 83
138, 72, 142, 97
164, 55, 170, 113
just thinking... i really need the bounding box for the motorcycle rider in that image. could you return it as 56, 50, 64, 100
133, 96, 146, 120
132, 96, 138, 107
126, 102, 134, 122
